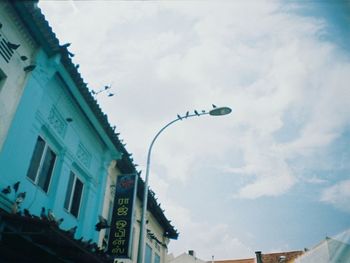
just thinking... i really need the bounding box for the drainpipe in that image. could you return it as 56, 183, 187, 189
255, 251, 263, 263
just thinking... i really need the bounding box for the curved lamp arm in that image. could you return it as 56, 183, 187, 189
137, 107, 231, 263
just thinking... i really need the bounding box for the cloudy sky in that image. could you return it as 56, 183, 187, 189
39, 0, 350, 260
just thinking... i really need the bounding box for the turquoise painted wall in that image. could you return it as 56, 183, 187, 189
0, 48, 117, 242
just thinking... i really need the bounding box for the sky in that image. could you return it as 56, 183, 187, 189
38, 0, 350, 260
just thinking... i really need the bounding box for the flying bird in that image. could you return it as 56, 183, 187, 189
185, 111, 190, 117
67, 51, 75, 57
20, 55, 28, 61
13, 181, 20, 193
107, 93, 114, 97
60, 43, 71, 49
194, 110, 200, 116
177, 114, 182, 120
6, 41, 20, 50
23, 65, 36, 72
1, 185, 11, 194
95, 215, 110, 231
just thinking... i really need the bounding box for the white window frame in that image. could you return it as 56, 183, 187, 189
64, 171, 84, 218
26, 136, 57, 193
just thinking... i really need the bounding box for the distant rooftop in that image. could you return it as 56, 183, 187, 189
214, 250, 303, 263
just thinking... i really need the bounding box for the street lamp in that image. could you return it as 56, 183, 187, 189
137, 106, 232, 263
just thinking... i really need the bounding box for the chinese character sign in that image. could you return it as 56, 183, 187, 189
108, 174, 138, 258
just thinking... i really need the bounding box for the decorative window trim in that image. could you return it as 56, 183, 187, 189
48, 106, 67, 138
76, 142, 91, 168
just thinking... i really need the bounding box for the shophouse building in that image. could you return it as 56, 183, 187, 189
0, 1, 177, 262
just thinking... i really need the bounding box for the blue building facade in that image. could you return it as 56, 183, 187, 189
0, 1, 127, 261
0, 51, 120, 240
0, 1, 177, 262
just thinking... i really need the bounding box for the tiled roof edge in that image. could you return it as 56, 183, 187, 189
11, 0, 178, 239
137, 175, 179, 239
11, 0, 128, 156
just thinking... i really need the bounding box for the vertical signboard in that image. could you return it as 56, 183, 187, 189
108, 173, 138, 258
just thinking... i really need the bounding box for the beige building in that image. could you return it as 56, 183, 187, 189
100, 158, 178, 263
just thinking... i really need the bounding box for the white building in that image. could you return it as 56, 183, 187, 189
0, 0, 37, 151
167, 250, 207, 263
294, 229, 350, 263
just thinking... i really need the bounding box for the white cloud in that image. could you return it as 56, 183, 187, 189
40, 0, 350, 200
38, 0, 350, 258
304, 175, 327, 185
321, 180, 350, 213
166, 203, 253, 260
235, 174, 295, 199
222, 18, 350, 199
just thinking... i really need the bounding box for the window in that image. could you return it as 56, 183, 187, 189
64, 171, 84, 218
26, 136, 56, 192
154, 253, 160, 263
145, 244, 152, 263
0, 37, 14, 63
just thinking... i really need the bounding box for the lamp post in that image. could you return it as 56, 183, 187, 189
136, 106, 232, 263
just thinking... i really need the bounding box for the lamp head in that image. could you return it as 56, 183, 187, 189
209, 106, 232, 116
